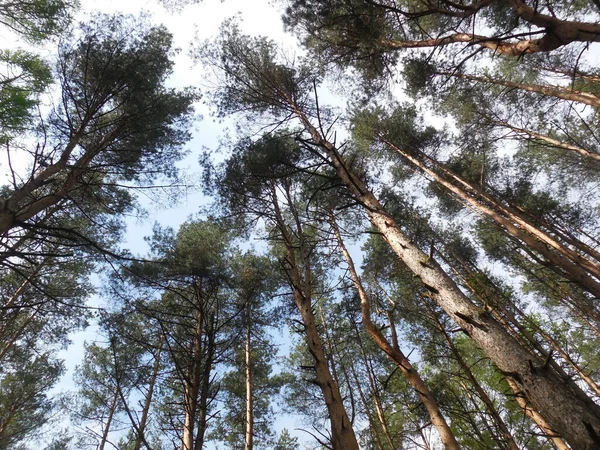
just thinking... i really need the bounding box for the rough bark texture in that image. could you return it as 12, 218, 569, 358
287, 101, 600, 449
378, 0, 600, 56
332, 218, 461, 450
505, 378, 570, 450
271, 185, 359, 450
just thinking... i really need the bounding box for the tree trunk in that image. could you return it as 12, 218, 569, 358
98, 389, 119, 450
486, 117, 600, 163
354, 325, 396, 450
332, 217, 461, 450
511, 303, 600, 397
431, 311, 520, 450
194, 313, 216, 450
133, 338, 163, 450
348, 363, 386, 450
245, 321, 254, 450
270, 184, 359, 450
380, 136, 600, 296
182, 309, 204, 450
505, 378, 570, 450
438, 71, 600, 108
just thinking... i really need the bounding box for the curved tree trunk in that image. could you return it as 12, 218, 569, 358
331, 216, 462, 450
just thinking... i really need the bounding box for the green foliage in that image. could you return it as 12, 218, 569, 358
0, 352, 63, 449
0, 0, 77, 42
402, 55, 437, 98
283, 0, 398, 87
0, 50, 52, 138
57, 13, 196, 182
274, 429, 300, 450
196, 20, 318, 120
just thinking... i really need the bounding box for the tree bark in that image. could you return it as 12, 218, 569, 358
194, 313, 216, 450
431, 311, 520, 450
438, 71, 600, 108
244, 321, 254, 450
133, 338, 163, 450
270, 184, 359, 450
354, 326, 396, 450
505, 378, 570, 450
98, 389, 119, 450
486, 117, 600, 163
182, 308, 204, 450
380, 137, 600, 297
348, 363, 386, 450
332, 217, 462, 450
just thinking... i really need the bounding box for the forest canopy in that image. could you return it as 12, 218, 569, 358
1, 1, 600, 449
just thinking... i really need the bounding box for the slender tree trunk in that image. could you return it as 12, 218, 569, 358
349, 363, 386, 450
0, 306, 41, 362
319, 304, 358, 424
331, 216, 461, 450
285, 97, 600, 449
133, 338, 163, 450
438, 71, 600, 108
431, 311, 520, 450
244, 321, 254, 450
182, 309, 204, 450
485, 117, 600, 163
505, 378, 570, 450
194, 313, 216, 450
182, 385, 196, 450
98, 389, 119, 450
0, 126, 120, 236
354, 326, 396, 450
270, 184, 359, 450
511, 303, 600, 397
